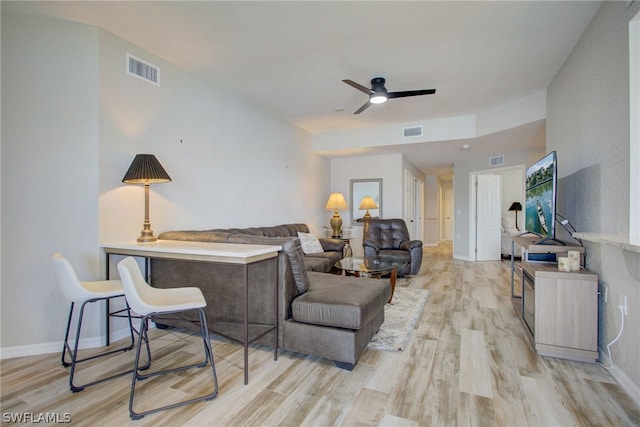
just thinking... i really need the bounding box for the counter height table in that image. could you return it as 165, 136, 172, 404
101, 240, 282, 385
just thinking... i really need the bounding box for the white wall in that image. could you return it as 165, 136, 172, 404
97, 29, 328, 242
1, 12, 329, 357
1, 13, 102, 354
547, 0, 640, 403
453, 148, 544, 260
497, 167, 525, 229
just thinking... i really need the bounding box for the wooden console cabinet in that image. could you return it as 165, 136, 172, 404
523, 261, 598, 363
511, 235, 598, 363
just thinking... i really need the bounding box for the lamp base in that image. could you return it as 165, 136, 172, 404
137, 222, 157, 243
330, 212, 343, 238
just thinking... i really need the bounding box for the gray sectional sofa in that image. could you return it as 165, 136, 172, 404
150, 223, 390, 370
160, 223, 344, 273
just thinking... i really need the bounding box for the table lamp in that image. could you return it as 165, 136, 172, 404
508, 201, 522, 231
325, 192, 348, 238
122, 154, 172, 242
359, 195, 378, 220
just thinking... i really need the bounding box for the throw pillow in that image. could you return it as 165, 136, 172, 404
297, 232, 324, 254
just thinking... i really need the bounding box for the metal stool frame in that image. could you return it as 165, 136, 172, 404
61, 295, 150, 392
129, 307, 218, 420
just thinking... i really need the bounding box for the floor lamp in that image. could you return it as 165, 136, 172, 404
122, 154, 172, 242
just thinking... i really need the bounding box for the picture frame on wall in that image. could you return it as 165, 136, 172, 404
350, 178, 382, 225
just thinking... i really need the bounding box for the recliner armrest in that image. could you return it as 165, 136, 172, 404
319, 238, 345, 252
400, 240, 423, 251
363, 239, 382, 252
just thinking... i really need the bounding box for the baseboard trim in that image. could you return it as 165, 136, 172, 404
0, 327, 135, 360
598, 349, 640, 407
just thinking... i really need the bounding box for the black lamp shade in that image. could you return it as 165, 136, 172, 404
508, 202, 522, 212
122, 154, 172, 184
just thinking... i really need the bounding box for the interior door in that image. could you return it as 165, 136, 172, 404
443, 182, 454, 241
476, 174, 502, 261
404, 170, 417, 238
416, 178, 424, 241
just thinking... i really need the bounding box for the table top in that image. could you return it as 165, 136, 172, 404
335, 256, 407, 274
511, 234, 585, 253
101, 240, 282, 264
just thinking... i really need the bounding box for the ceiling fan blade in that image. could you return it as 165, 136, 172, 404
343, 79, 373, 95
387, 89, 436, 99
353, 101, 372, 115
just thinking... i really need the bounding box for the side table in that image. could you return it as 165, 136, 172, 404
338, 238, 353, 258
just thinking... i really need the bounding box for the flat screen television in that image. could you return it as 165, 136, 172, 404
524, 151, 558, 243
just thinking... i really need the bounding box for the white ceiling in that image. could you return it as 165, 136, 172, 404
3, 1, 602, 176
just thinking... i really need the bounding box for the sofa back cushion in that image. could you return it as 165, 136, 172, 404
212, 223, 310, 238
157, 230, 234, 242
158, 226, 312, 295
226, 234, 310, 294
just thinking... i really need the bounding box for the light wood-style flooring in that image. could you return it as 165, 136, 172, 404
2, 243, 639, 426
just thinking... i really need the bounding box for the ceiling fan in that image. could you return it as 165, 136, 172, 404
342, 77, 436, 114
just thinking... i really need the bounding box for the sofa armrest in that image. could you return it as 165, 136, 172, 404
319, 238, 345, 253
400, 240, 423, 251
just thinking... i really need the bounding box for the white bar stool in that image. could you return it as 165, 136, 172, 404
117, 256, 218, 420
52, 253, 148, 392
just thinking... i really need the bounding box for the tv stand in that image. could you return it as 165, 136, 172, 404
509, 235, 597, 363
510, 235, 584, 299
533, 237, 566, 246
518, 231, 566, 246
521, 261, 598, 363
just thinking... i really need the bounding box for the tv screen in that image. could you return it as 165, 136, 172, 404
525, 151, 557, 240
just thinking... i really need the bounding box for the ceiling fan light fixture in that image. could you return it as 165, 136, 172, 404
342, 77, 435, 114
370, 94, 387, 104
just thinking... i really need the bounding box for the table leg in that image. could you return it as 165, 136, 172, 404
243, 264, 249, 385
273, 257, 278, 361
105, 253, 111, 346
388, 267, 397, 303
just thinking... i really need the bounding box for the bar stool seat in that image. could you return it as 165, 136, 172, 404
117, 256, 218, 420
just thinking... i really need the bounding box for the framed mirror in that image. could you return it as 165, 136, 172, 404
350, 178, 382, 225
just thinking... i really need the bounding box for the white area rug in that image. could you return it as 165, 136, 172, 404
367, 287, 429, 351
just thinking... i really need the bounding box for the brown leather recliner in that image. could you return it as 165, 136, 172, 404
362, 218, 423, 275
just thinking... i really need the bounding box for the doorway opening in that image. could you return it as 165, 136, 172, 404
469, 165, 525, 261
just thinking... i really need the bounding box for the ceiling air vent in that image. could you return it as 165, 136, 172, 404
403, 126, 423, 138
126, 53, 159, 86
490, 155, 505, 167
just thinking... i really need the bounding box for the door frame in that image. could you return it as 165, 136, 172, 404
404, 169, 424, 241
440, 179, 454, 242
469, 164, 526, 262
